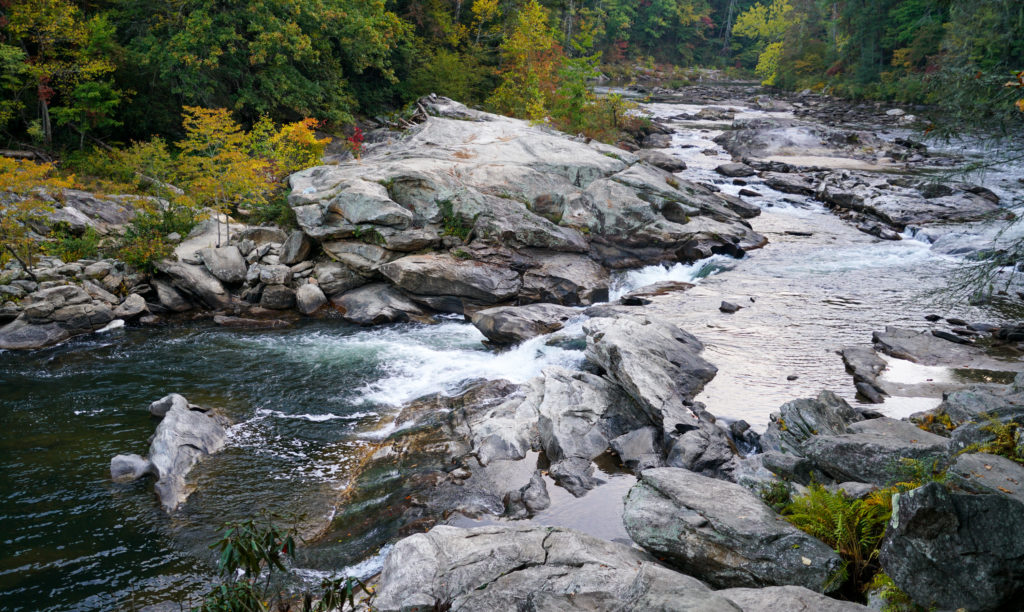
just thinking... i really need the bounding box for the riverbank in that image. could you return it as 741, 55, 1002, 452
2, 84, 1023, 611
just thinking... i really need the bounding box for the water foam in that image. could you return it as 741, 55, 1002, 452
609, 255, 736, 300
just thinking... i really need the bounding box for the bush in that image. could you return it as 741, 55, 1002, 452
44, 225, 102, 262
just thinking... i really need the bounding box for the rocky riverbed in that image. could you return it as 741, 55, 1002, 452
2, 85, 1023, 611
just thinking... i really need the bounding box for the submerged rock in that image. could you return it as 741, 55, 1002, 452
623, 467, 843, 591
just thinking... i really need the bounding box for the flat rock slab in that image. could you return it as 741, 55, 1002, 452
717, 586, 869, 611
623, 467, 842, 591
0, 319, 69, 350
372, 524, 740, 612
873, 326, 1024, 372
802, 418, 949, 485
330, 283, 429, 325
380, 254, 521, 304
947, 453, 1024, 505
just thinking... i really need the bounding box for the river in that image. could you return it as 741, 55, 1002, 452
1, 87, 1021, 610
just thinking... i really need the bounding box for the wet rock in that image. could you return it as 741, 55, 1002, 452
148, 400, 226, 511
761, 452, 826, 486
471, 303, 578, 345
718, 586, 869, 611
931, 329, 972, 345
716, 163, 756, 178
503, 471, 550, 518
212, 315, 289, 329
381, 254, 521, 304
611, 426, 664, 472
855, 382, 885, 404
330, 283, 428, 325
840, 346, 887, 394
295, 283, 327, 315
802, 418, 950, 486
278, 230, 312, 266
110, 454, 155, 482
199, 246, 247, 285
880, 482, 1024, 611
946, 453, 1024, 505
667, 418, 738, 478
872, 326, 987, 366
636, 149, 687, 172
149, 393, 188, 418
715, 192, 762, 218
619, 281, 693, 305
0, 319, 70, 350
584, 315, 717, 435
720, 301, 741, 313
761, 391, 864, 455
259, 285, 295, 310
519, 252, 609, 305
548, 457, 599, 497
372, 524, 735, 612
763, 172, 817, 197
623, 467, 843, 591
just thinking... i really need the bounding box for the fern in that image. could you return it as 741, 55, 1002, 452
782, 484, 890, 593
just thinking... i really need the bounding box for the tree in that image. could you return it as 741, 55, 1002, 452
0, 158, 73, 278
176, 107, 272, 246
487, 0, 563, 121
733, 0, 800, 85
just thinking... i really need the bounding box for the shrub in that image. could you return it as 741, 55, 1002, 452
45, 224, 102, 261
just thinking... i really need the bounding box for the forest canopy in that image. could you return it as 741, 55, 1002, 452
0, 0, 1021, 150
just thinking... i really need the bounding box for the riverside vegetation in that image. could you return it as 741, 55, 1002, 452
2, 2, 1024, 612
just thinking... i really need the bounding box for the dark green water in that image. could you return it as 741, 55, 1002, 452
0, 321, 584, 610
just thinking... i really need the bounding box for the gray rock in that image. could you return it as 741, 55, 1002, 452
471, 303, 578, 345
149, 401, 226, 511
947, 453, 1024, 504
233, 226, 288, 245
584, 315, 716, 436
519, 252, 609, 305
381, 254, 521, 303
718, 586, 869, 611
667, 419, 738, 478
714, 192, 761, 219
152, 280, 192, 312
803, 418, 950, 486
295, 283, 327, 315
372, 524, 737, 612
156, 261, 231, 310
720, 301, 741, 313
623, 468, 843, 591
259, 285, 295, 310
716, 163, 757, 178
331, 283, 428, 325
761, 391, 863, 456
82, 279, 119, 304
212, 315, 289, 329
113, 294, 148, 319
110, 454, 154, 482
258, 264, 292, 286
83, 261, 113, 279
149, 393, 188, 417
763, 172, 817, 197
278, 230, 312, 266
611, 426, 664, 472
0, 319, 70, 350
314, 261, 367, 296
881, 482, 1024, 611
642, 133, 673, 149
199, 246, 247, 284
503, 470, 551, 518
636, 149, 687, 172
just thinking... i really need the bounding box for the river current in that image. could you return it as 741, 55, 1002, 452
2, 91, 1022, 610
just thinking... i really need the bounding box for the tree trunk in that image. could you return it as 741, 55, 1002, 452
40, 99, 53, 149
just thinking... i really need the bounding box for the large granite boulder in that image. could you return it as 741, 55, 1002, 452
371, 524, 739, 612
199, 246, 247, 285
380, 254, 521, 304
623, 468, 843, 591
330, 283, 429, 325
760, 391, 864, 456
880, 482, 1024, 611
156, 261, 231, 310
470, 303, 579, 345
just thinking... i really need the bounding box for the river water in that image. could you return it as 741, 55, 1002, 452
2, 91, 1022, 611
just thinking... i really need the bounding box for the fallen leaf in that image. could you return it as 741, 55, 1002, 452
801, 556, 812, 566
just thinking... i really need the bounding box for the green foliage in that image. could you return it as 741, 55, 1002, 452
867, 572, 923, 612
969, 417, 1024, 464
44, 225, 102, 262
758, 480, 793, 513
352, 225, 386, 246
782, 484, 890, 593
438, 199, 473, 240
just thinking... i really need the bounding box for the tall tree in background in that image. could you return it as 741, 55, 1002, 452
487, 0, 562, 120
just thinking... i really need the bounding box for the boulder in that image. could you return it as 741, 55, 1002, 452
716, 163, 757, 178
584, 315, 716, 436
470, 303, 579, 345
313, 261, 367, 297
611, 426, 664, 472
149, 393, 188, 417
763, 173, 817, 197
331, 283, 429, 325
212, 315, 289, 329
761, 391, 864, 456
278, 230, 312, 265
503, 471, 551, 518
519, 252, 609, 305
233, 226, 288, 245
623, 468, 843, 591
840, 346, 887, 396
802, 418, 950, 485
946, 453, 1024, 505
381, 254, 521, 304
371, 524, 738, 612
0, 319, 70, 350
295, 283, 327, 315
636, 149, 687, 172
153, 280, 193, 312
260, 285, 296, 310
156, 261, 231, 310
112, 294, 148, 319
666, 418, 738, 478
880, 483, 1024, 611
258, 264, 292, 286
199, 246, 247, 284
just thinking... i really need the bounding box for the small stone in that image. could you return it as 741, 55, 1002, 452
787, 375, 799, 381
720, 301, 741, 313
924, 314, 941, 322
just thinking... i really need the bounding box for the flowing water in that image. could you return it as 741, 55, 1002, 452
2, 90, 1023, 611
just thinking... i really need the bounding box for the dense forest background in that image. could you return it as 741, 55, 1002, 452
1, 0, 1022, 150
